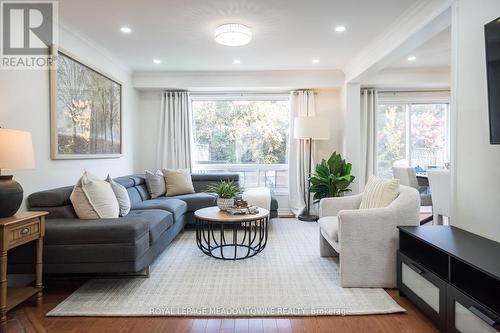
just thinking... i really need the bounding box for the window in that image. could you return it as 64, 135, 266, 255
376, 92, 450, 178
191, 94, 290, 192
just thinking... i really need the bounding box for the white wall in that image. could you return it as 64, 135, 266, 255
451, 0, 500, 242
0, 25, 138, 202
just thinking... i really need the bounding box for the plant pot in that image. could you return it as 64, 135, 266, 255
217, 198, 234, 211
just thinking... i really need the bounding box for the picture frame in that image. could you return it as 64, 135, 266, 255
50, 46, 122, 159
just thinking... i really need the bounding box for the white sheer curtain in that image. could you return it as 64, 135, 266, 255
288, 90, 316, 216
360, 88, 378, 188
156, 91, 192, 170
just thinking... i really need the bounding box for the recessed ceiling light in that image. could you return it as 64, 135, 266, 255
214, 23, 252, 46
408, 55, 417, 61
153, 59, 161, 64
335, 25, 346, 33
233, 59, 241, 64
120, 26, 131, 34
312, 59, 320, 64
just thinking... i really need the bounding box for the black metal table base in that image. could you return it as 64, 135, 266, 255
195, 217, 268, 260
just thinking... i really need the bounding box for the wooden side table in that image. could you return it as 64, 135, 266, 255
0, 211, 47, 331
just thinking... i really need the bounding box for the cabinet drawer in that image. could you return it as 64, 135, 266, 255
397, 251, 447, 329
8, 219, 41, 247
447, 285, 500, 333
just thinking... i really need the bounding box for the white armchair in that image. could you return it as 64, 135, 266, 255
318, 185, 420, 288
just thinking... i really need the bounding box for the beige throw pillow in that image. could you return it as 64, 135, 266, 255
106, 175, 131, 216
70, 171, 120, 219
145, 170, 166, 198
163, 169, 195, 196
360, 175, 400, 209
70, 181, 99, 219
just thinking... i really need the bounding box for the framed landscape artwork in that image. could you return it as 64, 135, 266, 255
50, 49, 122, 159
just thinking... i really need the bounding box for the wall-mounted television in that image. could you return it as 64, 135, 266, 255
485, 17, 500, 144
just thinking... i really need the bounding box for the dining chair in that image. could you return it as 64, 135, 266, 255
392, 166, 433, 224
426, 169, 451, 225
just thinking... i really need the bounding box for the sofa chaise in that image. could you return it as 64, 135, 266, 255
8, 173, 278, 275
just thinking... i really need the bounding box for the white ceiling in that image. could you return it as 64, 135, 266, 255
59, 0, 419, 71
388, 27, 451, 69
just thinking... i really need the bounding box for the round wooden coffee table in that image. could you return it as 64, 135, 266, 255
194, 206, 269, 260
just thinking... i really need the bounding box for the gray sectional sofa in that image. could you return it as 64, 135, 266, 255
8, 173, 278, 275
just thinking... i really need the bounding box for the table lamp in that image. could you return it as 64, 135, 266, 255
293, 116, 329, 222
0, 128, 35, 217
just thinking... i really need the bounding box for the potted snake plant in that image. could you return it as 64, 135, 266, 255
205, 180, 240, 211
309, 151, 355, 202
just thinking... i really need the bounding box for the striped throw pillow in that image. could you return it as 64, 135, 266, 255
360, 176, 400, 209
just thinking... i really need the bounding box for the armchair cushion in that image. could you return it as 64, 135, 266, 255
318, 216, 338, 242
319, 193, 363, 218
359, 176, 399, 209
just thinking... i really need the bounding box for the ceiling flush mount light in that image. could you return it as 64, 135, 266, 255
153, 59, 161, 64
335, 25, 346, 33
233, 59, 241, 64
120, 26, 131, 34
214, 23, 252, 46
408, 55, 417, 61
312, 59, 320, 64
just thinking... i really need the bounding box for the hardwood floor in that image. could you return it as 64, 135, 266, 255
5, 279, 440, 333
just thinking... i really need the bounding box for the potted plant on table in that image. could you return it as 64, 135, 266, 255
205, 180, 241, 211
309, 151, 355, 202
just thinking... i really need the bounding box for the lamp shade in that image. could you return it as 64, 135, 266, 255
0, 128, 35, 170
293, 116, 330, 140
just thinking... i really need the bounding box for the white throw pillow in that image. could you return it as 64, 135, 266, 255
70, 171, 119, 219
162, 168, 195, 196
360, 175, 400, 209
106, 175, 131, 216
145, 170, 166, 198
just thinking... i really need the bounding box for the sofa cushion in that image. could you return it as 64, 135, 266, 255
115, 175, 151, 202
270, 191, 279, 211
131, 209, 173, 244
169, 192, 217, 212
318, 216, 339, 242
191, 173, 239, 192
131, 198, 187, 222
45, 215, 149, 245
28, 185, 73, 208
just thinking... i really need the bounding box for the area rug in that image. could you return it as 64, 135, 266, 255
47, 218, 405, 317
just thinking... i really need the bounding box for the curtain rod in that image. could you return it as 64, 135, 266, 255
189, 90, 318, 96
189, 91, 291, 96
374, 89, 451, 93
292, 91, 318, 95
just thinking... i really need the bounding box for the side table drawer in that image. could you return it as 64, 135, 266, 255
8, 219, 41, 247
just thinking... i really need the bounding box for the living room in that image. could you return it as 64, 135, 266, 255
0, 0, 499, 332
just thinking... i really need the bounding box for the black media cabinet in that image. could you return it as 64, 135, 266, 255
397, 225, 500, 332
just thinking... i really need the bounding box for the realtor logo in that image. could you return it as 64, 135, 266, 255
0, 0, 58, 69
